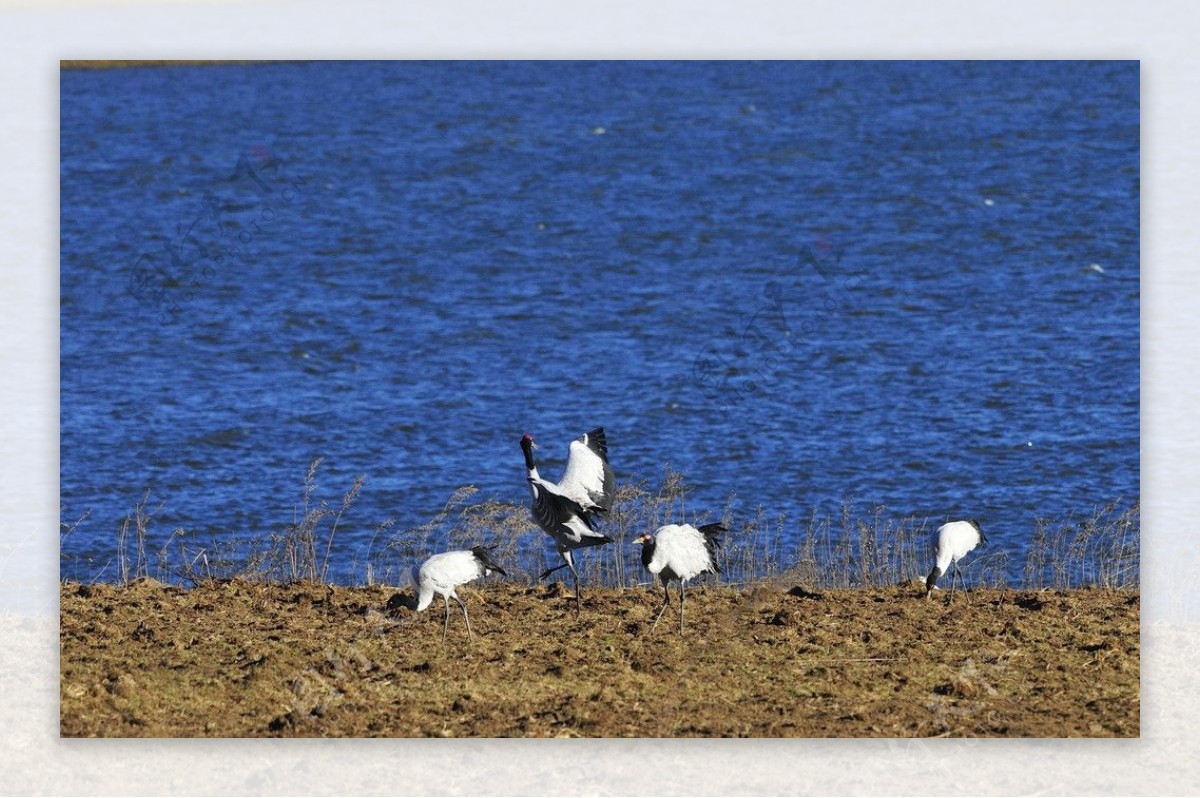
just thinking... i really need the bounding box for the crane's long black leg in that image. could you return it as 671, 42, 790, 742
651, 581, 670, 632
441, 596, 451, 644
956, 562, 968, 604
562, 551, 582, 613
538, 562, 569, 580
679, 581, 686, 634
455, 595, 473, 642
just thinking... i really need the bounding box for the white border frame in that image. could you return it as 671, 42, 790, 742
5, 0, 1196, 794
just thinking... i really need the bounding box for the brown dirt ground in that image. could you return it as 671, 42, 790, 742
59, 579, 1139, 738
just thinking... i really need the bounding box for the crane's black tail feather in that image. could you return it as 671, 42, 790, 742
470, 545, 508, 577
698, 522, 727, 574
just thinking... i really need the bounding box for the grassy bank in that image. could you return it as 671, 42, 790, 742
59, 579, 1138, 738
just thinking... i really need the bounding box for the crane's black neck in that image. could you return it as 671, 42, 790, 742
521, 438, 536, 472
640, 539, 656, 570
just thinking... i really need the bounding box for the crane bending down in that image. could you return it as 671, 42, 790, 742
636, 522, 725, 633
925, 520, 987, 603
414, 546, 507, 642
520, 427, 615, 604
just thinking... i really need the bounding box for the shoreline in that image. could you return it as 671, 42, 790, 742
60, 60, 280, 70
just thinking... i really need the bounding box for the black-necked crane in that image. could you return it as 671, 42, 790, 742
635, 521, 725, 633
925, 519, 988, 602
413, 546, 507, 642
520, 427, 615, 605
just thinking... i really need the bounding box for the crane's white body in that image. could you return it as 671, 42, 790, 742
521, 428, 615, 602
925, 520, 987, 602
413, 547, 506, 642
644, 524, 718, 583
527, 468, 609, 545
414, 551, 490, 612
637, 522, 724, 633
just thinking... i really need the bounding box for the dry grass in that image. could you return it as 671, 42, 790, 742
64, 462, 1139, 594
1022, 500, 1141, 590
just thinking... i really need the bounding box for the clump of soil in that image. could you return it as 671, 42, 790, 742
59, 580, 1138, 737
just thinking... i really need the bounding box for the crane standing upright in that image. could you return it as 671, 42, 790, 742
636, 521, 726, 633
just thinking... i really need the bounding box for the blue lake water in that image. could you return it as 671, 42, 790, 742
59, 60, 1139, 584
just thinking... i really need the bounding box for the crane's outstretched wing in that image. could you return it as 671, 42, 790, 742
557, 427, 615, 513
531, 480, 605, 541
